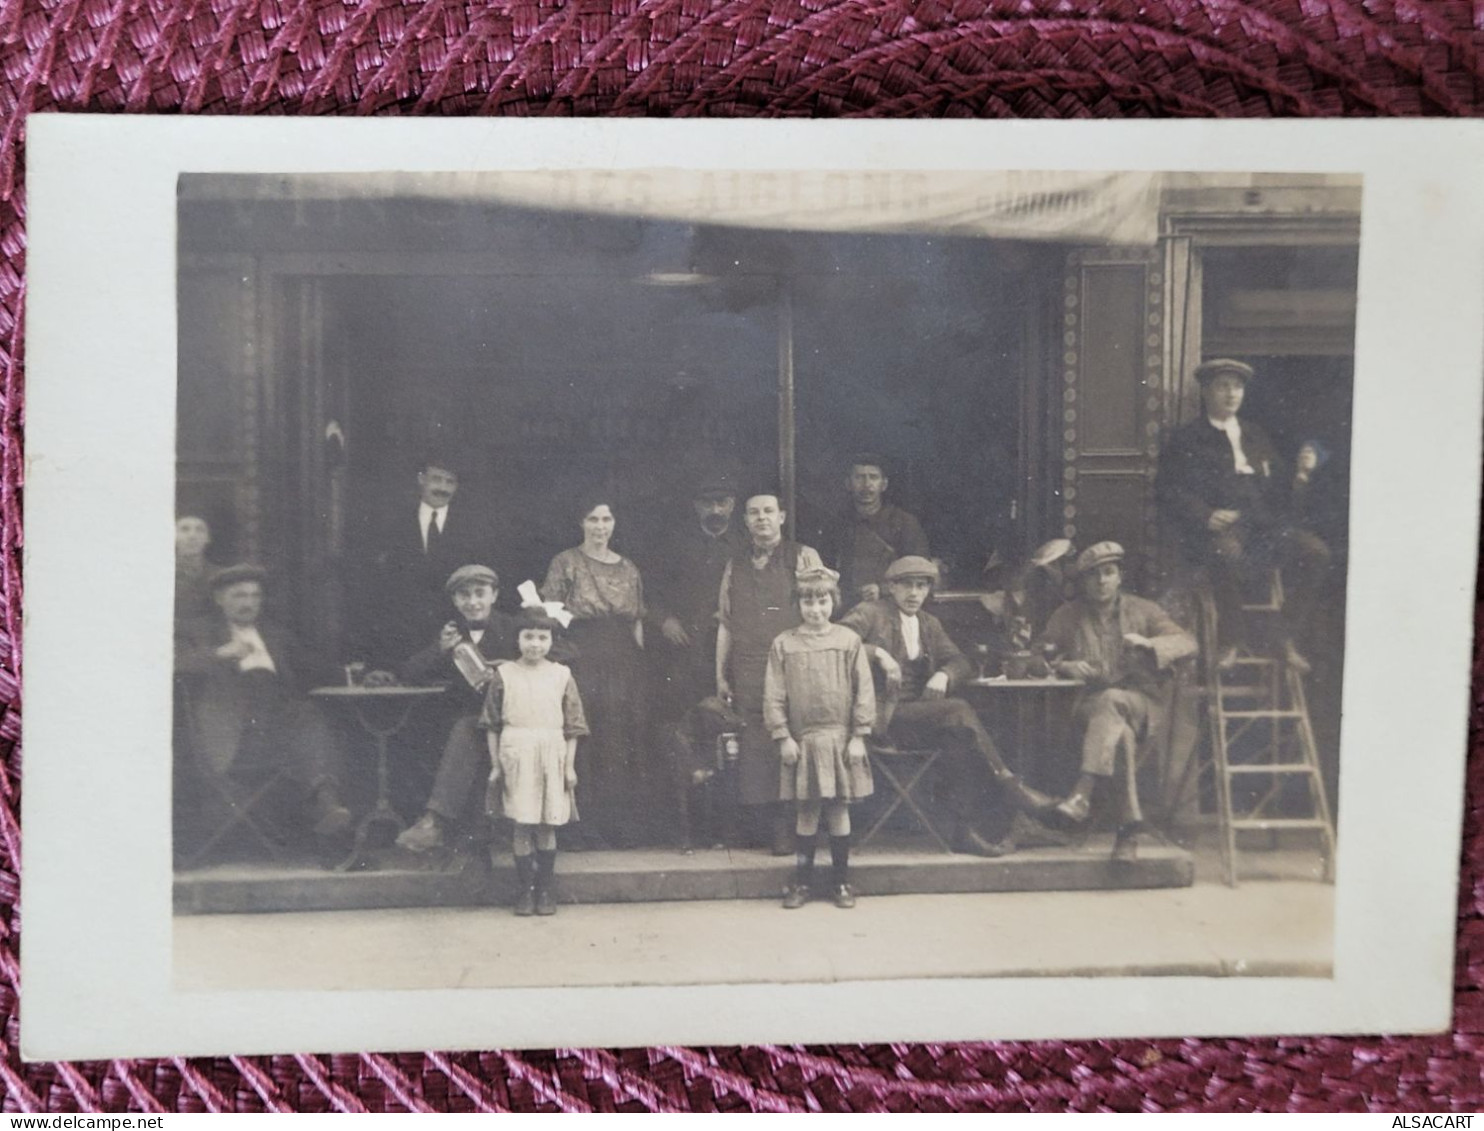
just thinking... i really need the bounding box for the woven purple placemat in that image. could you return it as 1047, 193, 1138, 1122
2, 0, 1482, 1111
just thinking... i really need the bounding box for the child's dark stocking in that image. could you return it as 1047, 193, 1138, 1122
783, 799, 821, 907
825, 801, 856, 909
783, 833, 817, 909
534, 825, 559, 916
512, 824, 538, 917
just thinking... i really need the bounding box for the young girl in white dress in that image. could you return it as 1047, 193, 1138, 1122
762, 567, 876, 909
481, 605, 588, 916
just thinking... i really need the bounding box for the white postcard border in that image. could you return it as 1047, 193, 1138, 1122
20, 116, 1484, 1058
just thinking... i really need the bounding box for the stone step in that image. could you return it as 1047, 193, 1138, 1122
174, 837, 1194, 915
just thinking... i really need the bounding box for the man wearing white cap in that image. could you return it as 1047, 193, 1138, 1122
1037, 542, 1197, 852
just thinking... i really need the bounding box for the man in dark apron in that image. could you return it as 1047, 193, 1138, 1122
716, 492, 827, 854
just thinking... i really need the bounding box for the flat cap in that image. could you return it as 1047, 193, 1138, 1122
1193, 358, 1254, 385
209, 563, 267, 591
1076, 541, 1125, 574
445, 564, 500, 594
693, 475, 736, 500
1030, 538, 1075, 568
884, 555, 940, 583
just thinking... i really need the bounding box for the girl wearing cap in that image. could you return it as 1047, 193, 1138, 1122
762, 567, 876, 909
480, 604, 589, 916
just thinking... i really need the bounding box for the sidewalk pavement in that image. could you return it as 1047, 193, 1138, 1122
175, 880, 1332, 992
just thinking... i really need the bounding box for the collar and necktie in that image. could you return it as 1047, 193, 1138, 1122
420, 503, 447, 553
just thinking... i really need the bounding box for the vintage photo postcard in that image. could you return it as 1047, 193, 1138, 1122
20, 117, 1484, 1059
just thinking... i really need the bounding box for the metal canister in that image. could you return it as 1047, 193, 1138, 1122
718, 732, 740, 771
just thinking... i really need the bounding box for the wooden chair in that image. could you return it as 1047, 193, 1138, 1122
175, 678, 294, 868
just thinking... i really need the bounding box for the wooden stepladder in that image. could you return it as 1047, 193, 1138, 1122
1198, 578, 1336, 887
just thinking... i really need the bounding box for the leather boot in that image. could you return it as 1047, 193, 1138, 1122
534, 849, 558, 916
513, 854, 537, 917
309, 784, 352, 838
1000, 773, 1056, 815
952, 821, 1013, 858
783, 834, 815, 908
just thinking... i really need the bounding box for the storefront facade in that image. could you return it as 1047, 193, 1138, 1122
177, 174, 1358, 668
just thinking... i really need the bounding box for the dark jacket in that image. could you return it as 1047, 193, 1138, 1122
838, 598, 973, 698
364, 501, 499, 665
1038, 593, 1197, 698
400, 611, 519, 708
822, 503, 930, 602
646, 522, 748, 634
1156, 416, 1284, 555
174, 614, 319, 773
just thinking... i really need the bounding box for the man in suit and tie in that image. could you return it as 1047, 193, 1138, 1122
368, 453, 496, 667
174, 564, 352, 845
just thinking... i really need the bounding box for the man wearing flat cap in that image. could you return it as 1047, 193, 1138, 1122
1035, 542, 1197, 855
646, 475, 748, 719
174, 564, 352, 847
1156, 359, 1331, 670
821, 454, 931, 611
839, 555, 1055, 856
395, 563, 519, 853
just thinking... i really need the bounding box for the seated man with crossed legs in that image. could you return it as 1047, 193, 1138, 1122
839, 555, 1055, 857
1036, 542, 1198, 858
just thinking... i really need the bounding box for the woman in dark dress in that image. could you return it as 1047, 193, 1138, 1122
174, 515, 219, 624
541, 500, 649, 848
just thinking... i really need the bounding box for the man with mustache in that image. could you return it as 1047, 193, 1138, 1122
364, 452, 497, 668
648, 476, 749, 718
175, 564, 352, 851
821, 454, 930, 610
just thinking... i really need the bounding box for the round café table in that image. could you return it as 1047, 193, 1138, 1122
964, 676, 1084, 788
310, 684, 447, 871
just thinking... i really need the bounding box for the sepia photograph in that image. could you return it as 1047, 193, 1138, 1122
170, 167, 1354, 990
20, 118, 1483, 1057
